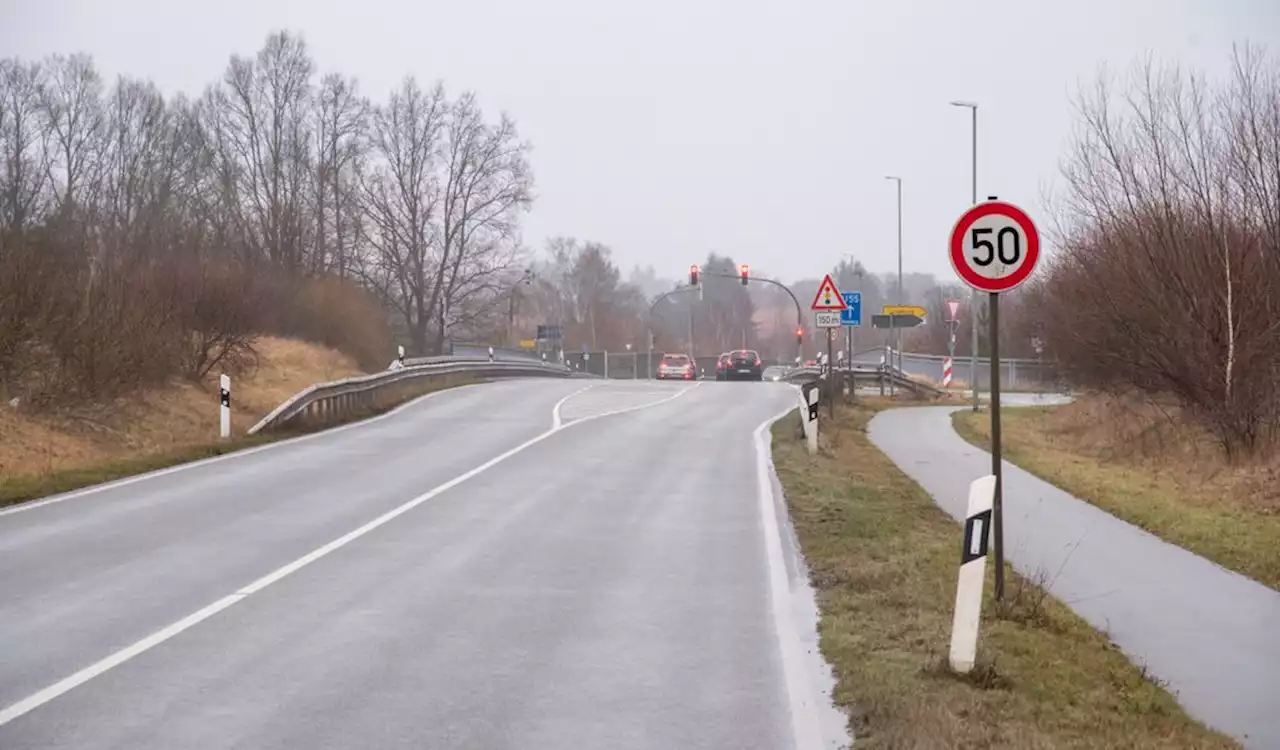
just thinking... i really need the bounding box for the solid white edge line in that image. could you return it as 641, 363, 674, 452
0, 376, 577, 519
754, 404, 826, 750
0, 380, 700, 728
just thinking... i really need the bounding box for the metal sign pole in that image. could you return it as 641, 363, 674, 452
826, 329, 836, 417
988, 290, 1005, 601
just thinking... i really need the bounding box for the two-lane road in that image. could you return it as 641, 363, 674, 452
0, 378, 846, 749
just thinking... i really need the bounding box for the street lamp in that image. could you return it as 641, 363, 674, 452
507, 268, 535, 347
884, 175, 903, 393
950, 100, 980, 412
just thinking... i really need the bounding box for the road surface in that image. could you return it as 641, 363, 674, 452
0, 378, 847, 749
870, 401, 1280, 750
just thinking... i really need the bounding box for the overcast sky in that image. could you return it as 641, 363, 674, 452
4, 0, 1278, 284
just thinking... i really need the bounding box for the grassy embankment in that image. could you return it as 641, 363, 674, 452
952, 396, 1280, 590
771, 398, 1237, 748
0, 337, 471, 508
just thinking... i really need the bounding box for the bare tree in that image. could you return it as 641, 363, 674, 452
0, 58, 50, 232
209, 31, 314, 271
313, 73, 367, 278
39, 54, 106, 221
362, 77, 447, 353
434, 94, 532, 351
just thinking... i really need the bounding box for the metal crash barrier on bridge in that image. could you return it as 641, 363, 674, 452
247, 357, 593, 436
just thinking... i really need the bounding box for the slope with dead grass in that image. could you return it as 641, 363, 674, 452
771, 400, 1237, 749
0, 337, 364, 503
952, 394, 1280, 590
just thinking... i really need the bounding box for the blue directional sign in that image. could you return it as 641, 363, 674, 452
840, 292, 862, 326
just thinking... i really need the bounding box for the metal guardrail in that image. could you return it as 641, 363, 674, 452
781, 364, 945, 398
247, 357, 583, 435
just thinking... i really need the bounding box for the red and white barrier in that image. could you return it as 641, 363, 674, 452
942, 357, 954, 387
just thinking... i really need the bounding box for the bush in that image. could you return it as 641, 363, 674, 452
0, 226, 390, 405
1045, 48, 1280, 457
258, 274, 392, 372
173, 262, 263, 381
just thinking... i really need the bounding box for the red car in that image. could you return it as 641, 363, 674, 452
656, 353, 696, 380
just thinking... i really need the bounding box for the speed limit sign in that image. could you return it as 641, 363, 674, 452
949, 200, 1040, 293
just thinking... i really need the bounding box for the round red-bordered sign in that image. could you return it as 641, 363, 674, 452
949, 201, 1040, 293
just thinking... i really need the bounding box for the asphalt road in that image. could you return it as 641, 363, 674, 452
870, 402, 1280, 750
0, 378, 847, 749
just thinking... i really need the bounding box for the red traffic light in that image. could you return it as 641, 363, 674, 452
740, 264, 750, 286
689, 265, 699, 286
795, 327, 804, 338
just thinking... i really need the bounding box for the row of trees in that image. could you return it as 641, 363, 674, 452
506, 242, 1054, 363
514, 243, 759, 357
0, 31, 529, 401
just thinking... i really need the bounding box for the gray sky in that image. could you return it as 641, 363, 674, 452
4, 0, 1277, 284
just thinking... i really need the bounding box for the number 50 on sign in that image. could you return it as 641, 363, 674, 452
949, 200, 1040, 294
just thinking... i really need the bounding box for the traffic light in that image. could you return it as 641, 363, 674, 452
689, 265, 699, 287
795, 326, 803, 346
740, 264, 749, 286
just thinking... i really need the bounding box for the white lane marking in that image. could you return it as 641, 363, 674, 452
0, 378, 566, 519
0, 382, 484, 518
552, 384, 595, 430
0, 381, 701, 727
754, 404, 826, 750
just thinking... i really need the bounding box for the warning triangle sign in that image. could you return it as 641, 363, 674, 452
810, 274, 847, 310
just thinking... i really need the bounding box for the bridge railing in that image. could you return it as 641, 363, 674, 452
247, 357, 585, 435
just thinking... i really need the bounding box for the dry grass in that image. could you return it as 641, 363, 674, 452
952, 394, 1280, 590
771, 401, 1237, 749
0, 337, 366, 503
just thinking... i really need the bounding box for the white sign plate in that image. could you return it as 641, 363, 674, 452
814, 311, 842, 328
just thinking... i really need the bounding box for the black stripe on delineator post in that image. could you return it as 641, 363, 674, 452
961, 509, 992, 564
220, 388, 230, 408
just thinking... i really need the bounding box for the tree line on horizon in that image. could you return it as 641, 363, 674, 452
3, 31, 1277, 459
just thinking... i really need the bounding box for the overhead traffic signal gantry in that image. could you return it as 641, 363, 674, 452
740, 264, 749, 286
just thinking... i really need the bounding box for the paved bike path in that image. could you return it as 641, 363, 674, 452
869, 404, 1280, 750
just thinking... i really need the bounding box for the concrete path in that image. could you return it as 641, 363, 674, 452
869, 402, 1280, 750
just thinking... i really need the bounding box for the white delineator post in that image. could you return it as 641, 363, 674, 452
799, 382, 820, 456
219, 374, 231, 440
398, 345, 405, 366
949, 474, 996, 673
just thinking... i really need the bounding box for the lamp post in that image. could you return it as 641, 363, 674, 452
950, 100, 980, 411
884, 175, 903, 394
506, 268, 534, 347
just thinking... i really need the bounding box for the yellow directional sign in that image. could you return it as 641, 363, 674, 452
883, 304, 927, 317
518, 339, 537, 349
